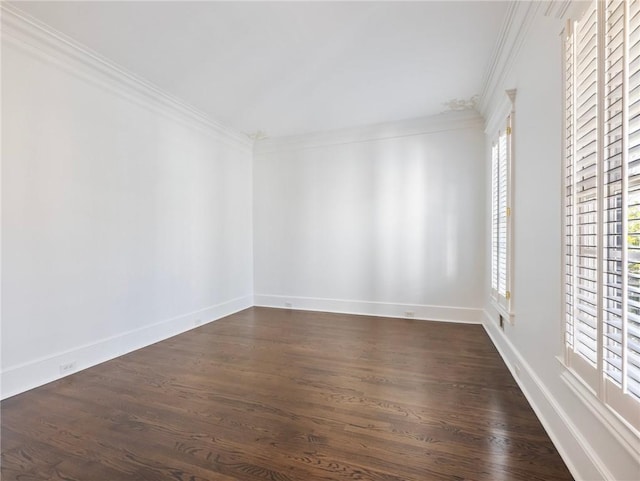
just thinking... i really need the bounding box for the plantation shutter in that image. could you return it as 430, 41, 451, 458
565, 15, 576, 351
602, 0, 626, 388
623, 0, 640, 401
491, 142, 499, 293
573, 1, 599, 367
564, 0, 640, 429
497, 127, 509, 299
490, 115, 512, 313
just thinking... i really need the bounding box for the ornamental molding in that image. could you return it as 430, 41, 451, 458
443, 95, 479, 112
1, 3, 252, 151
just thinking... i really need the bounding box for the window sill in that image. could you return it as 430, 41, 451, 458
490, 297, 515, 325
556, 356, 640, 459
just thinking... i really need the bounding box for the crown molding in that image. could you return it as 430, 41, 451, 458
477, 1, 541, 118
254, 110, 483, 155
485, 89, 517, 136
1, 4, 252, 152
543, 1, 572, 19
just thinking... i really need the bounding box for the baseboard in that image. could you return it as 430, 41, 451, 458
0, 295, 253, 400
254, 294, 483, 324
481, 310, 617, 481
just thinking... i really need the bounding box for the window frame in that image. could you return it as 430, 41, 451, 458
489, 91, 516, 324
562, 0, 640, 433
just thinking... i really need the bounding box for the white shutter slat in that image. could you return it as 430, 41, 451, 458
566, 23, 576, 348
490, 111, 512, 309
491, 143, 498, 292
603, 0, 626, 385
576, 0, 599, 367
565, 1, 640, 424
627, 0, 640, 400
497, 129, 509, 298
568, 0, 601, 369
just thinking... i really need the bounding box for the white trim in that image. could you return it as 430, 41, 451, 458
485, 93, 512, 137
567, 0, 596, 23
478, 1, 540, 117
0, 296, 253, 400
561, 16, 573, 366
544, 0, 572, 18
1, 4, 252, 153
595, 0, 606, 401
562, 0, 640, 430
483, 310, 613, 481
254, 110, 483, 155
489, 94, 516, 324
490, 296, 515, 325
505, 99, 516, 322
478, 0, 518, 114
544, 1, 573, 19
559, 360, 640, 456
254, 294, 483, 324
0, 1, 3, 400
484, 312, 614, 480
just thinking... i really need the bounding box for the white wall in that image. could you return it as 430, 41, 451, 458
1, 10, 254, 398
6, 7, 637, 480
482, 5, 640, 481
253, 112, 486, 322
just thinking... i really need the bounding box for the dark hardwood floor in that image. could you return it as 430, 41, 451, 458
1, 307, 573, 481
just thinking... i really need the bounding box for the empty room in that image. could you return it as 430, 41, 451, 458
2, 0, 639, 480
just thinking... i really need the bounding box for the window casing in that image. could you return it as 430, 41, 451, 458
563, 0, 640, 431
491, 112, 513, 320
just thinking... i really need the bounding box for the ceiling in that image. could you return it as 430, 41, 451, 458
10, 1, 509, 138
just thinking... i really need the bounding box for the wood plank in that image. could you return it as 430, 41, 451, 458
1, 307, 574, 481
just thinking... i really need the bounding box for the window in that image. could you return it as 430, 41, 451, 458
491, 111, 513, 320
563, 0, 640, 431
